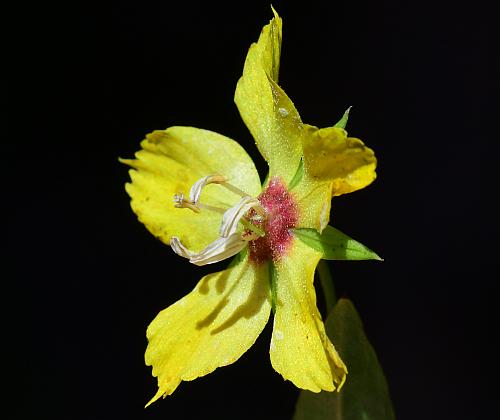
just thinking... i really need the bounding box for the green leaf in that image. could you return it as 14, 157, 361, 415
293, 226, 382, 261
293, 299, 396, 420
333, 106, 352, 129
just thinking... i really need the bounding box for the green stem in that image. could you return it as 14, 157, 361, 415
317, 260, 337, 314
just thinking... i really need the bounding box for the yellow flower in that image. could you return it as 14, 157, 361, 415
120, 8, 376, 407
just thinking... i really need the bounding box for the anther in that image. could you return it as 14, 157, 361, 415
173, 192, 200, 213
189, 175, 229, 204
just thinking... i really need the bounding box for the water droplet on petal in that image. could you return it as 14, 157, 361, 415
278, 107, 289, 117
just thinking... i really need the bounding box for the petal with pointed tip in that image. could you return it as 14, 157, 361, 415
234, 8, 303, 184
270, 238, 347, 392
145, 254, 271, 406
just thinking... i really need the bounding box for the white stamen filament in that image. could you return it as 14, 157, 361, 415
170, 233, 247, 266
197, 202, 226, 214
220, 182, 252, 198
170, 174, 267, 266
189, 175, 228, 204
219, 196, 264, 237
176, 174, 254, 214
170, 237, 196, 259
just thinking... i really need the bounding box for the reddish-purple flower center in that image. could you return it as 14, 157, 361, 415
248, 177, 299, 264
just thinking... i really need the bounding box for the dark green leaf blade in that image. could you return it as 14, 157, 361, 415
293, 299, 396, 420
293, 226, 382, 261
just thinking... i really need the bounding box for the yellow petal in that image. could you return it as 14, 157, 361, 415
145, 253, 271, 406
120, 127, 261, 251
270, 238, 347, 392
234, 8, 303, 184
292, 177, 333, 232
302, 124, 377, 196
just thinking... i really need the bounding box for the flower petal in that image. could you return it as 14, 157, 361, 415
291, 125, 377, 231
302, 124, 377, 196
120, 127, 261, 251
145, 253, 271, 406
234, 8, 303, 184
270, 238, 347, 392
292, 177, 333, 232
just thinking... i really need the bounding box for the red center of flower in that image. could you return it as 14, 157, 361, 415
248, 177, 299, 264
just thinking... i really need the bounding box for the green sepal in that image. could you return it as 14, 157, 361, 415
293, 299, 396, 420
333, 106, 352, 129
288, 158, 304, 190
293, 225, 382, 261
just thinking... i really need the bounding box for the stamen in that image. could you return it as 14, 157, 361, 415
170, 174, 269, 266
170, 234, 247, 266
173, 192, 200, 213
189, 175, 228, 204
173, 192, 185, 207
219, 196, 266, 238
191, 174, 254, 203
176, 174, 255, 216
220, 182, 252, 198
197, 203, 226, 214
170, 237, 195, 259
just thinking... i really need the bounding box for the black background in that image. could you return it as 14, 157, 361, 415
9, 1, 494, 419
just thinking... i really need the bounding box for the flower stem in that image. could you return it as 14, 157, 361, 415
317, 260, 337, 314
